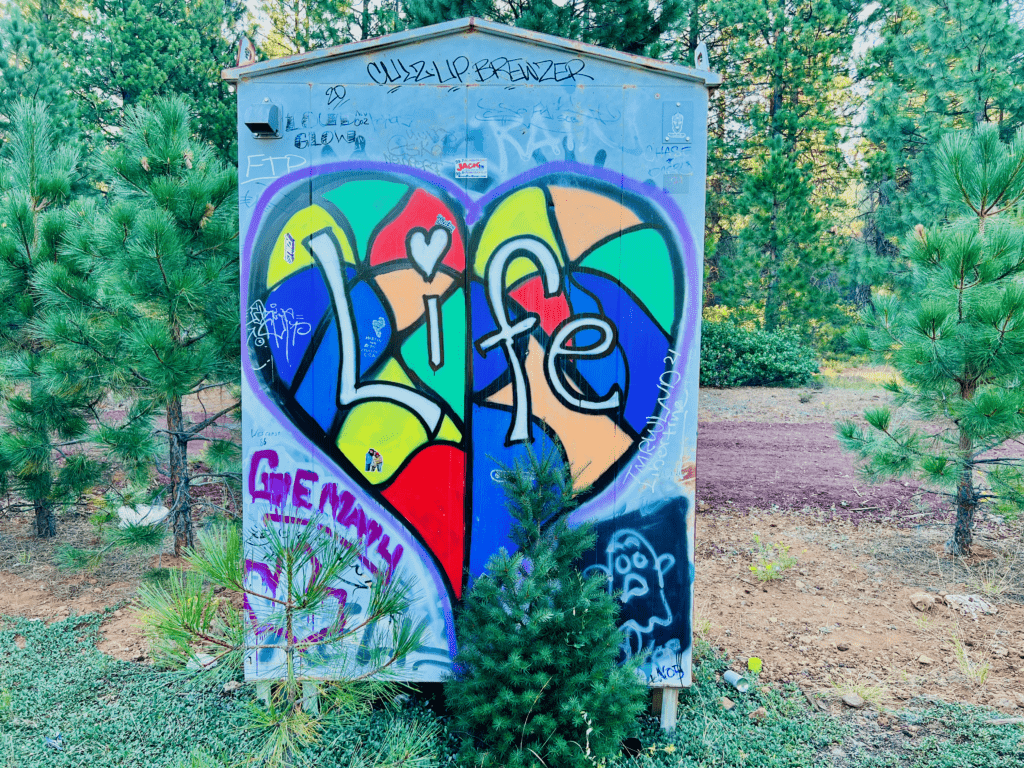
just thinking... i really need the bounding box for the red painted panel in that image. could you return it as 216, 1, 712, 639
382, 444, 465, 596
369, 188, 466, 271
508, 275, 570, 336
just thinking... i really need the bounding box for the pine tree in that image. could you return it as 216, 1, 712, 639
859, 0, 1024, 287
402, 0, 484, 27
0, 7, 73, 129
726, 137, 837, 331
32, 0, 248, 161
404, 0, 683, 55
0, 100, 105, 537
657, 1, 747, 302
838, 124, 1024, 555
712, 0, 863, 335
101, 96, 239, 555
139, 514, 426, 766
259, 0, 355, 56
445, 451, 646, 768
41, 97, 240, 555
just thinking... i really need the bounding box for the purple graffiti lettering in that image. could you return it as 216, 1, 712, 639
364, 517, 383, 548
265, 471, 292, 508
249, 449, 278, 503
319, 483, 354, 521
292, 468, 318, 510
376, 535, 404, 571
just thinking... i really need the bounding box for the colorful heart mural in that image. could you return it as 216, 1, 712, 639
246, 164, 686, 602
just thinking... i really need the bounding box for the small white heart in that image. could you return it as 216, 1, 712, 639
408, 227, 450, 280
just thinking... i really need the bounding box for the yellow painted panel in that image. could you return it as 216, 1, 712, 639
373, 357, 415, 387
504, 256, 541, 288
267, 205, 356, 288
472, 187, 563, 279
436, 415, 462, 443
336, 400, 427, 485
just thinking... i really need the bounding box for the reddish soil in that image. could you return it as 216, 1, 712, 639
696, 381, 948, 524
695, 377, 1024, 714
697, 421, 943, 520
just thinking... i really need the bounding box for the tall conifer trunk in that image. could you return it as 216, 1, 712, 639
166, 395, 192, 556
950, 371, 978, 555
949, 215, 986, 556
34, 499, 55, 538
950, 427, 977, 556
763, 183, 782, 331
762, 81, 785, 333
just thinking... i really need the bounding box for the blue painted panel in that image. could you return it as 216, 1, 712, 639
265, 266, 331, 388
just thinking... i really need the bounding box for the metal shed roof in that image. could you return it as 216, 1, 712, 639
221, 17, 722, 88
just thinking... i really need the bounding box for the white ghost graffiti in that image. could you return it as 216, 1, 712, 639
586, 529, 675, 659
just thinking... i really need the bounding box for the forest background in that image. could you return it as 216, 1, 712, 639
11, 0, 1024, 343
0, 0, 1021, 545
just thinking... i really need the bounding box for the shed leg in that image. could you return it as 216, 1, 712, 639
650, 687, 663, 716
302, 681, 320, 716
659, 688, 679, 731
256, 681, 271, 706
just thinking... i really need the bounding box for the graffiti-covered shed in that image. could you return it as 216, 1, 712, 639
226, 18, 720, 689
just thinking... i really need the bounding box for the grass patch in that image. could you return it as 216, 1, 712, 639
952, 629, 991, 687
614, 654, 845, 767
965, 558, 1015, 599
829, 677, 891, 709
0, 613, 456, 768
141, 567, 173, 584
850, 701, 1023, 767
911, 614, 932, 631
749, 535, 799, 582
817, 361, 900, 391
0, 613, 1018, 768
0, 614, 256, 767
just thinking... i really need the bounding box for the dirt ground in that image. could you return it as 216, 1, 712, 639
696, 511, 1024, 714
696, 370, 1024, 715
695, 375, 951, 522
0, 370, 1021, 719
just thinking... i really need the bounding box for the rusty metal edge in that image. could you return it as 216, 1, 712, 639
221, 17, 722, 88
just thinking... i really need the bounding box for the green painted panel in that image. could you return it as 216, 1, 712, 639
323, 181, 408, 261
401, 290, 466, 421
577, 228, 675, 334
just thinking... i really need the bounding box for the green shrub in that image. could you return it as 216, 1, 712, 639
700, 320, 819, 388
446, 451, 647, 768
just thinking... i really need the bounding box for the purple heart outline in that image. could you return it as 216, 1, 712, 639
241, 161, 700, 654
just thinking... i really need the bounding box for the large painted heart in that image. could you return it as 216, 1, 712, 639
247, 164, 685, 599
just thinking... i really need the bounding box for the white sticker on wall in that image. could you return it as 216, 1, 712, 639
284, 233, 295, 264
455, 159, 488, 179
